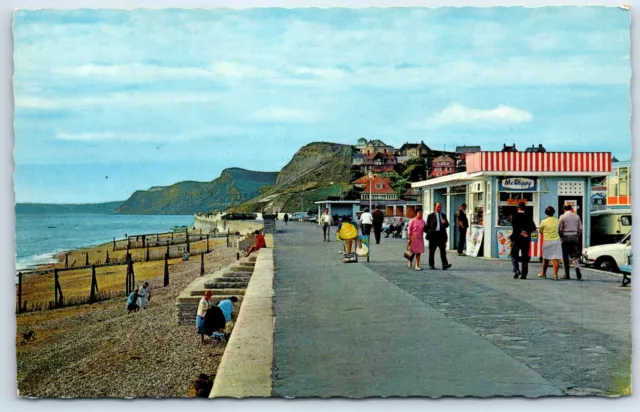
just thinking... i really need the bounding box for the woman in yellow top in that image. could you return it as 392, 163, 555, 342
538, 206, 562, 280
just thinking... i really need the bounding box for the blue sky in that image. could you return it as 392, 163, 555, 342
13, 7, 631, 203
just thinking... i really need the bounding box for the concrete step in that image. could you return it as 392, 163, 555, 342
222, 272, 252, 279
187, 288, 246, 298
229, 265, 254, 273
206, 281, 249, 289
204, 278, 248, 288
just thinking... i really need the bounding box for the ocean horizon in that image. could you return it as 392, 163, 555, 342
15, 213, 194, 271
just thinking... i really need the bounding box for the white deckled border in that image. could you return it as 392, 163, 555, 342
210, 245, 274, 398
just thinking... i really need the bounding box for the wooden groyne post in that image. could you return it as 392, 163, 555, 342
65, 253, 69, 269
106, 250, 110, 264
113, 237, 116, 251
200, 253, 205, 277
85, 252, 89, 266
186, 228, 191, 254
54, 269, 63, 308
206, 235, 210, 253
16, 272, 22, 314
90, 265, 99, 303
164, 253, 169, 286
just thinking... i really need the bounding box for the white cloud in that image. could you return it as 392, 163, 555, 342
59, 63, 212, 79
250, 106, 318, 123
15, 92, 219, 109
429, 103, 533, 126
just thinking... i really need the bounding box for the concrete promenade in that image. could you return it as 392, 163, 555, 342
272, 222, 631, 398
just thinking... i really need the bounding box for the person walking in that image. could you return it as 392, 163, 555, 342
407, 209, 426, 271
320, 208, 332, 242
372, 204, 384, 244
456, 203, 469, 256
425, 202, 452, 270
559, 203, 583, 280
284, 213, 289, 225
510, 202, 537, 280
538, 206, 562, 281
359, 207, 373, 237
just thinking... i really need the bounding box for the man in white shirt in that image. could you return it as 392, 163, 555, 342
359, 207, 374, 237
320, 208, 332, 242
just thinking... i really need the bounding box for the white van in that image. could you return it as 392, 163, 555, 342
590, 208, 632, 245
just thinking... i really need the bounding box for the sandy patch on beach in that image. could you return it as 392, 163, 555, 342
16, 246, 238, 398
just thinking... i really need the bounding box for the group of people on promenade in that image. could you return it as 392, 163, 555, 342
405, 203, 453, 271
320, 205, 385, 244
513, 202, 583, 281
126, 282, 151, 313
196, 291, 238, 343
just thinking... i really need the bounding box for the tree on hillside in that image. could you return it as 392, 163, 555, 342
402, 157, 427, 182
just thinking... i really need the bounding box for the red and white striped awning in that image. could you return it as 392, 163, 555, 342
466, 152, 611, 174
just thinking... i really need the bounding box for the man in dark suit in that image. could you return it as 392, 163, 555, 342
371, 204, 385, 245
425, 202, 452, 270
456, 203, 469, 256
510, 201, 537, 280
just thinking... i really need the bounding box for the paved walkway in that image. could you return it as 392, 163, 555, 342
272, 222, 631, 398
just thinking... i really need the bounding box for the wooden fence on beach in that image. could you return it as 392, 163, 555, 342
15, 233, 245, 314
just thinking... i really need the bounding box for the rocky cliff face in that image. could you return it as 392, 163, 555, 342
116, 168, 278, 215
229, 142, 354, 213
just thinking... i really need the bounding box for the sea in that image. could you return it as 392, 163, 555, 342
15, 213, 194, 271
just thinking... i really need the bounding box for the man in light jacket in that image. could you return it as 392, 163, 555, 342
320, 208, 332, 242
359, 207, 373, 237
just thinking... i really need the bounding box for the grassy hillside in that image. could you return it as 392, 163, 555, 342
116, 168, 278, 215
228, 142, 354, 213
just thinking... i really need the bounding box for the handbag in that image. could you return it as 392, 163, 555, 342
403, 243, 415, 261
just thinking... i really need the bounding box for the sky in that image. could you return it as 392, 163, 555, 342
13, 7, 631, 203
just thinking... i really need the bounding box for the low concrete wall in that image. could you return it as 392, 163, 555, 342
194, 215, 263, 235
210, 246, 275, 398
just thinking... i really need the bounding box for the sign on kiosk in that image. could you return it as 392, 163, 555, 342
498, 177, 537, 191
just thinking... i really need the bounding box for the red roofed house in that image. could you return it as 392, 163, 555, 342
356, 175, 399, 202
360, 152, 397, 173
430, 155, 456, 178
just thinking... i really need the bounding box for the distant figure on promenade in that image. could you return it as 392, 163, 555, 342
217, 296, 238, 340
359, 207, 373, 237
244, 230, 266, 257
538, 206, 562, 281
559, 203, 583, 280
284, 213, 289, 225
407, 208, 425, 271
510, 202, 537, 280
320, 208, 332, 242
196, 291, 213, 344
137, 282, 150, 309
127, 289, 140, 313
337, 216, 360, 262
372, 204, 384, 244
456, 203, 469, 256
425, 203, 452, 270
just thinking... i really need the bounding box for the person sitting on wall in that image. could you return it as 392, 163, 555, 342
244, 230, 267, 257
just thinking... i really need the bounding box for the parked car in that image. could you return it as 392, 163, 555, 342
303, 215, 318, 223
582, 232, 631, 272
288, 212, 307, 222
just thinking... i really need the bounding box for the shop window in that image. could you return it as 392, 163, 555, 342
497, 192, 535, 227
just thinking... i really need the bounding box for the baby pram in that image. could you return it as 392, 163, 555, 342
336, 219, 370, 263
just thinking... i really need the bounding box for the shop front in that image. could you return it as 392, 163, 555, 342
412, 151, 611, 259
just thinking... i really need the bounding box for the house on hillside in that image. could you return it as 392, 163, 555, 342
355, 137, 368, 150
429, 155, 456, 178
525, 144, 547, 153
455, 145, 481, 154
360, 175, 399, 202
360, 139, 395, 156
352, 152, 367, 166
360, 152, 397, 173
397, 141, 431, 158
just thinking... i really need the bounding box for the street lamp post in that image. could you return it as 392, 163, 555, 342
368, 170, 374, 211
